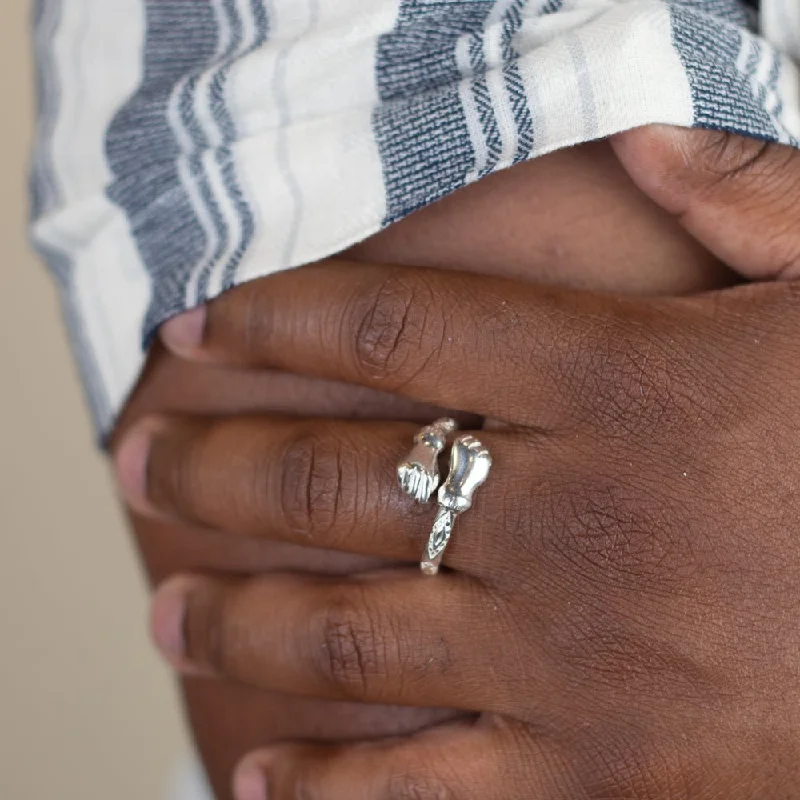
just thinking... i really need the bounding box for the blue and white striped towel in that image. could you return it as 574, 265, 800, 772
30, 0, 800, 438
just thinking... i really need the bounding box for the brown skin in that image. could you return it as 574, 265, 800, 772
111, 137, 734, 798
117, 127, 800, 799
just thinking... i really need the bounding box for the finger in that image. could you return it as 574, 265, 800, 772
232, 719, 566, 800
114, 414, 418, 541
612, 125, 800, 281
158, 260, 649, 427
114, 415, 520, 573
150, 571, 519, 711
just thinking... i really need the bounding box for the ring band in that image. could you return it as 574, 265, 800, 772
421, 434, 492, 576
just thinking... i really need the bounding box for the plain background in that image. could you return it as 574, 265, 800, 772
0, 3, 191, 797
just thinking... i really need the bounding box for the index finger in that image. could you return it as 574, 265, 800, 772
160, 260, 641, 426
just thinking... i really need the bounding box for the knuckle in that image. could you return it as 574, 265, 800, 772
734, 140, 800, 198
644, 130, 800, 278
684, 129, 771, 189
641, 128, 777, 200
278, 429, 352, 539
576, 737, 686, 800
349, 273, 442, 386
541, 471, 695, 596
764, 282, 800, 343
560, 315, 722, 437
616, 127, 752, 203
556, 315, 654, 425
310, 591, 389, 700
622, 125, 797, 204
690, 134, 800, 252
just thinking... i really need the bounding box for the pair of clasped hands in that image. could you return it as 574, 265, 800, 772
114, 126, 800, 799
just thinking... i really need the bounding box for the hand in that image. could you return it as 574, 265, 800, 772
115, 128, 800, 800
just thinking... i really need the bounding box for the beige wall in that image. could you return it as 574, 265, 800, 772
0, 4, 189, 797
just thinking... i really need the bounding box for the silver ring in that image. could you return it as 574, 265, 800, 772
422, 434, 492, 576
397, 418, 458, 503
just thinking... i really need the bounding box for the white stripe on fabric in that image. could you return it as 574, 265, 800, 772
269, 0, 321, 267
32, 0, 149, 432
763, 0, 800, 62
203, 0, 266, 299
179, 0, 242, 305
168, 3, 224, 309
231, 0, 391, 285
175, 155, 222, 309
514, 2, 694, 152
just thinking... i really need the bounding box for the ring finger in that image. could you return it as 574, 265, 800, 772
115, 415, 523, 574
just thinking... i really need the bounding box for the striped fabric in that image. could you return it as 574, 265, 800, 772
30, 0, 800, 438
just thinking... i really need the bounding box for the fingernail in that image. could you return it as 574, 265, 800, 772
233, 760, 269, 800
160, 306, 206, 355
150, 576, 190, 664
114, 418, 162, 513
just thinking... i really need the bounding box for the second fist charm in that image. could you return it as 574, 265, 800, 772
422, 434, 493, 576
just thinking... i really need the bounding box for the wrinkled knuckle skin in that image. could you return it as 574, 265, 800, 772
561, 318, 723, 439
541, 473, 695, 597
351, 273, 442, 387
311, 593, 389, 701
386, 772, 455, 800
739, 140, 800, 199
278, 430, 353, 540
575, 738, 699, 800
686, 130, 770, 187
675, 132, 800, 211
553, 316, 650, 428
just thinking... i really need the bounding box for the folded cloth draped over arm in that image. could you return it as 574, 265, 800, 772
30, 0, 800, 438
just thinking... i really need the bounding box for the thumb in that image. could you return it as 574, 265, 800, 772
611, 125, 800, 281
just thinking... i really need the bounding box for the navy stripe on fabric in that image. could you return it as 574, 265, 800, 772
669, 0, 754, 28
469, 30, 503, 176
471, 0, 535, 178
106, 0, 266, 341
374, 0, 539, 222
500, 0, 535, 167
669, 5, 778, 141
539, 0, 564, 15
106, 0, 219, 337
374, 1, 494, 224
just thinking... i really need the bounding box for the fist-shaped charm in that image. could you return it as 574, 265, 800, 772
437, 434, 493, 514
423, 434, 492, 575
397, 418, 458, 502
